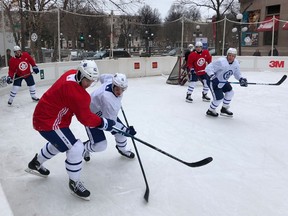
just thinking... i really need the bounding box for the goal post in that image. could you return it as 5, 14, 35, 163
166, 56, 188, 85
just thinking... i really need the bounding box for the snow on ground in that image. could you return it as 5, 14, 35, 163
0, 71, 288, 216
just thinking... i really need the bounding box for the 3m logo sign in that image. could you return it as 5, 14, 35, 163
269, 60, 285, 68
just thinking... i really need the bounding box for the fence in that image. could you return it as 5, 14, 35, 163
1, 4, 288, 67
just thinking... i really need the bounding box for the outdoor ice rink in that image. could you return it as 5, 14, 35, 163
0, 71, 288, 216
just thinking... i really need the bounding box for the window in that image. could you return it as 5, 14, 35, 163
264, 31, 278, 45
263, 5, 280, 45
266, 5, 280, 15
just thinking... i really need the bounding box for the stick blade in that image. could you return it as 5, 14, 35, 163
0, 76, 7, 88
275, 75, 287, 85
144, 188, 149, 202
186, 157, 213, 167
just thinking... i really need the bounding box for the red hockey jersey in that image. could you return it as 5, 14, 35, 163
8, 52, 36, 78
187, 50, 212, 75
33, 69, 102, 131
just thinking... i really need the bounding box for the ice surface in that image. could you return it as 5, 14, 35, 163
0, 71, 288, 216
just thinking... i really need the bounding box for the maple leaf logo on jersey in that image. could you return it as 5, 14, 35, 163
18, 61, 29, 71
197, 58, 206, 67
223, 70, 233, 80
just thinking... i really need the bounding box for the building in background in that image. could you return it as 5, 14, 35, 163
239, 0, 288, 56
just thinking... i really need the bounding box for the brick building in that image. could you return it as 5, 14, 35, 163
239, 0, 288, 56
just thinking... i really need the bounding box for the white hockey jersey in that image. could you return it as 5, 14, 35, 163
205, 57, 243, 88
90, 74, 122, 121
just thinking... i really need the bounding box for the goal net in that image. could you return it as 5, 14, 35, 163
166, 56, 188, 85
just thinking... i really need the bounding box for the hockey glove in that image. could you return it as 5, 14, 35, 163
210, 74, 219, 88
112, 122, 137, 136
188, 68, 195, 81
6, 76, 13, 84
239, 77, 248, 87
32, 66, 40, 74
99, 118, 116, 131
126, 126, 137, 136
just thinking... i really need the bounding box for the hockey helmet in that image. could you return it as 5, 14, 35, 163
112, 73, 128, 90
77, 60, 100, 82
188, 44, 194, 48
13, 46, 21, 52
227, 48, 237, 56
195, 41, 203, 47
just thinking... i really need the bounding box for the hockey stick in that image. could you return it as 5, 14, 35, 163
221, 75, 287, 86
0, 72, 35, 88
112, 126, 213, 168
121, 107, 150, 202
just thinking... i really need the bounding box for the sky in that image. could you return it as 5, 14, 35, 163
143, 0, 177, 19
1, 71, 288, 216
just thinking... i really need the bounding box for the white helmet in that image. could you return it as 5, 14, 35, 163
112, 73, 128, 90
77, 60, 99, 82
227, 48, 237, 56
13, 46, 21, 52
188, 44, 194, 51
188, 44, 194, 48
195, 41, 203, 47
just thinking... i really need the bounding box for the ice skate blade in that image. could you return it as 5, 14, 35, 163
70, 191, 90, 201
185, 99, 193, 103
202, 99, 210, 102
220, 113, 233, 118
25, 168, 48, 178
206, 114, 218, 117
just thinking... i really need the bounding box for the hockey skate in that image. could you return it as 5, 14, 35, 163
32, 97, 40, 102
82, 141, 90, 162
116, 146, 135, 159
25, 154, 50, 177
206, 109, 219, 117
202, 92, 211, 102
83, 151, 90, 162
220, 106, 233, 117
69, 179, 90, 201
186, 93, 193, 103
8, 98, 13, 105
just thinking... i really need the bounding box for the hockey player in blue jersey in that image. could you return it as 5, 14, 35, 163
83, 73, 136, 161
205, 48, 248, 117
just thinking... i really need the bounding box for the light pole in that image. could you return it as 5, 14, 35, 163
88, 34, 92, 51
128, 33, 132, 53
193, 25, 203, 38
144, 30, 154, 56
149, 33, 154, 55
60, 33, 63, 49
232, 14, 247, 56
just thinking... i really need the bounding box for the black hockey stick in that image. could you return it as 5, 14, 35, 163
121, 107, 150, 202
0, 72, 35, 88
112, 126, 213, 168
224, 75, 287, 86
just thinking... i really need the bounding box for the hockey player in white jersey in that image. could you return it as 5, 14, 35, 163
205, 48, 248, 117
83, 73, 136, 161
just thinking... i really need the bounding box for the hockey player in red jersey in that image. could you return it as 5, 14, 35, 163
6, 45, 40, 105
185, 41, 212, 102
26, 60, 117, 201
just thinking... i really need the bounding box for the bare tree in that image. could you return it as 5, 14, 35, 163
137, 5, 161, 53
163, 4, 201, 48
177, 0, 240, 53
